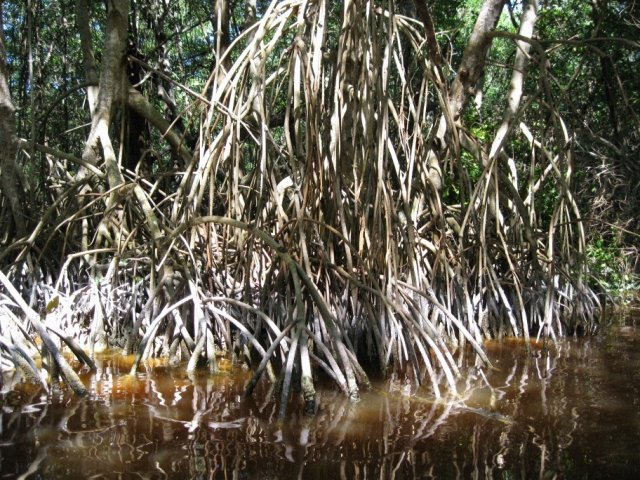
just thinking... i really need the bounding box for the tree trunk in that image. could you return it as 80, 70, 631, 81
489, 0, 538, 159
424, 0, 505, 191
80, 0, 129, 191
75, 0, 99, 115
0, 2, 26, 238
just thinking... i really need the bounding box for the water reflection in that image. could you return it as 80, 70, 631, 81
1, 326, 639, 479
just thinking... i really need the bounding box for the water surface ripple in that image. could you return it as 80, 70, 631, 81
1, 325, 639, 479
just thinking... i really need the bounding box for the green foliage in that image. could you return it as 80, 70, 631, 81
587, 237, 639, 302
535, 178, 558, 224
461, 150, 481, 184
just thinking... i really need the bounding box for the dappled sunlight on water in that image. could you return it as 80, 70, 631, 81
1, 324, 639, 479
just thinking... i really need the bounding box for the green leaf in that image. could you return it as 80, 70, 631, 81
46, 296, 59, 313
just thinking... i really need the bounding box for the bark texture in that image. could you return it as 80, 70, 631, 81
0, 4, 26, 238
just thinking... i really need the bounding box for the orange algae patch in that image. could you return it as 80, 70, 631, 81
484, 336, 545, 354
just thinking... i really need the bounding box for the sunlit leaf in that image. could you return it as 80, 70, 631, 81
46, 296, 60, 313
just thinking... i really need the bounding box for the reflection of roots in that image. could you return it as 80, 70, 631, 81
3, 333, 630, 478
62, 423, 121, 435
456, 405, 512, 424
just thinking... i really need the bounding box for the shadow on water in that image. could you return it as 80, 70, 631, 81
1, 324, 640, 479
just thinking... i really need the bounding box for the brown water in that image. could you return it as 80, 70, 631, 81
1, 324, 639, 479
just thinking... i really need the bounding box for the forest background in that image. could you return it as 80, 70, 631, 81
0, 0, 638, 416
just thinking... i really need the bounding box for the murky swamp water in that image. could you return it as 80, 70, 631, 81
1, 323, 639, 479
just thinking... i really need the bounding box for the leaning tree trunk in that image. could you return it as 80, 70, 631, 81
422, 0, 505, 195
